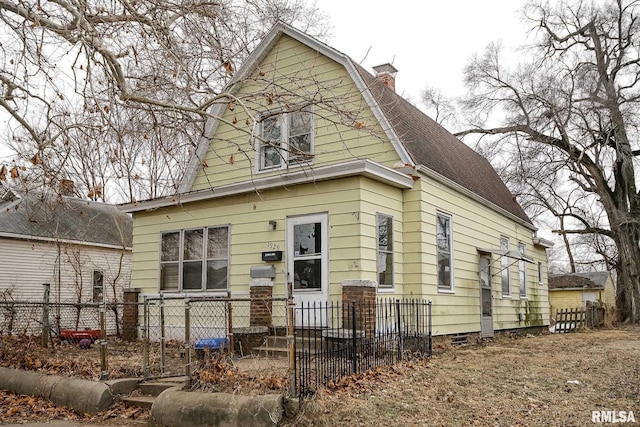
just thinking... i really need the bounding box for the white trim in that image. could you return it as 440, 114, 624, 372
533, 237, 554, 248
500, 236, 511, 297
436, 211, 454, 292
376, 212, 394, 290
417, 165, 536, 231
0, 232, 131, 251
121, 159, 414, 213
254, 105, 315, 174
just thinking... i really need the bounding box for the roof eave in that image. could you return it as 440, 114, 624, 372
122, 159, 414, 213
533, 237, 554, 248
0, 231, 132, 251
549, 286, 605, 291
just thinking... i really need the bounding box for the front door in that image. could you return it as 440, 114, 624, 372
287, 213, 329, 327
479, 255, 494, 338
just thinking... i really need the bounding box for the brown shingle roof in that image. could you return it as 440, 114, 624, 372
353, 63, 532, 225
548, 272, 610, 290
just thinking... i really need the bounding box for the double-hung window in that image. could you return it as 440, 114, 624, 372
436, 213, 453, 291
538, 262, 544, 285
518, 242, 527, 298
376, 213, 393, 289
92, 271, 104, 302
160, 226, 229, 292
258, 106, 313, 171
501, 236, 510, 296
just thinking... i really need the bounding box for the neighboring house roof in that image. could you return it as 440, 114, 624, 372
0, 191, 133, 249
125, 22, 533, 228
548, 272, 610, 291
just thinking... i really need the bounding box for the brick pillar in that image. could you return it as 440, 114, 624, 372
122, 288, 140, 341
341, 280, 376, 337
250, 279, 273, 327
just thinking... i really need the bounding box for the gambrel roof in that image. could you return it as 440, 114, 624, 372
0, 191, 132, 249
125, 23, 533, 229
353, 64, 531, 225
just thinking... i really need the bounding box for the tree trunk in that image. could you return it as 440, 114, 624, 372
614, 224, 640, 322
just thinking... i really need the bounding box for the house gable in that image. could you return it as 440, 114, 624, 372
182, 24, 410, 194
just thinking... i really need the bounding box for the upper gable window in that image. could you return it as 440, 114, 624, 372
258, 107, 313, 171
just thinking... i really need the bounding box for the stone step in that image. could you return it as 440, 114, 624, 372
252, 346, 289, 358
121, 395, 156, 410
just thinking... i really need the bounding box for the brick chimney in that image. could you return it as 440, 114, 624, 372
59, 179, 75, 197
372, 63, 398, 92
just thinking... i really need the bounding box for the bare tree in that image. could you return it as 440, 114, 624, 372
0, 0, 330, 202
459, 0, 640, 322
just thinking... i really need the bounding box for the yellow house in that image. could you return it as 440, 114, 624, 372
121, 23, 552, 338
548, 272, 616, 315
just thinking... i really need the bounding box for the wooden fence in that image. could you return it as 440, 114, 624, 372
553, 303, 605, 333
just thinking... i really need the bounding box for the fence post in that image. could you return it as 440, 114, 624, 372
395, 299, 403, 360
142, 296, 149, 379
428, 300, 432, 356
160, 293, 166, 375
227, 291, 234, 357
351, 301, 357, 374
41, 283, 51, 348
99, 302, 109, 380
287, 281, 296, 397
184, 298, 191, 387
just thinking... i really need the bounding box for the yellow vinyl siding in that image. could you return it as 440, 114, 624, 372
189, 35, 401, 192
132, 176, 402, 299
549, 290, 584, 314
404, 175, 550, 336
603, 277, 616, 307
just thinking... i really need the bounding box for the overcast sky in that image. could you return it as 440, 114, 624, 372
320, 0, 530, 102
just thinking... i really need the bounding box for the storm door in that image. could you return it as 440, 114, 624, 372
479, 254, 494, 338
287, 213, 329, 327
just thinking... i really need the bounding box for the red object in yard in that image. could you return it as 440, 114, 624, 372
59, 329, 101, 341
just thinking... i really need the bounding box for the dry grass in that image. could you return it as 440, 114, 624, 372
0, 326, 639, 426
291, 326, 640, 426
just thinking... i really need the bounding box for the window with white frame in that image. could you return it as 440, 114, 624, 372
518, 242, 527, 298
160, 226, 229, 292
377, 213, 393, 288
538, 262, 544, 285
501, 236, 510, 296
258, 106, 313, 171
92, 270, 104, 303
437, 213, 453, 291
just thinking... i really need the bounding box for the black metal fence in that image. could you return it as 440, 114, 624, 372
295, 298, 432, 396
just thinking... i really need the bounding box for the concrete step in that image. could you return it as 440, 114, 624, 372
121, 395, 155, 410
120, 376, 188, 410
139, 381, 183, 396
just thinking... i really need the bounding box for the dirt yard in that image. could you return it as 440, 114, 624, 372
1, 326, 639, 426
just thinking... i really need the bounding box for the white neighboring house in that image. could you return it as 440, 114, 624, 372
0, 189, 132, 304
